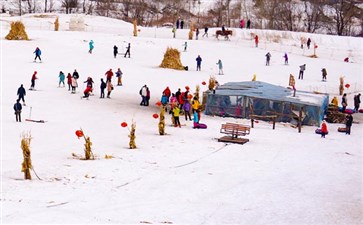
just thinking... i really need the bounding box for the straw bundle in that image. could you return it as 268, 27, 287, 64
208, 76, 216, 91
54, 17, 59, 31
129, 122, 137, 149
84, 136, 94, 160
6, 21, 29, 40
21, 132, 33, 180
159, 106, 166, 135
160, 47, 184, 70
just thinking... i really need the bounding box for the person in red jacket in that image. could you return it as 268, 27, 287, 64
254, 35, 259, 47
82, 86, 93, 99
66, 73, 72, 91
162, 86, 171, 101
320, 120, 328, 138
30, 71, 38, 90
105, 69, 113, 82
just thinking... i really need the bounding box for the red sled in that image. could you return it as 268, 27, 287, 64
359, 109, 363, 113
337, 127, 346, 132
193, 123, 207, 129
315, 129, 328, 135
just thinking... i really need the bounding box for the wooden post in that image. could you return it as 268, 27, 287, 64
251, 117, 254, 128
298, 108, 302, 133
272, 117, 276, 130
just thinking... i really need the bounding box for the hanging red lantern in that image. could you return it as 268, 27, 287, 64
188, 94, 193, 99
153, 113, 159, 119
185, 86, 190, 90
202, 81, 206, 85
75, 130, 84, 138
345, 84, 350, 88
121, 122, 128, 127
155, 101, 162, 106
314, 44, 318, 49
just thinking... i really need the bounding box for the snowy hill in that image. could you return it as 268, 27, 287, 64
1, 14, 362, 225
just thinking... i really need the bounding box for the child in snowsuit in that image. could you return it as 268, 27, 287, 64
172, 104, 181, 127
89, 40, 94, 54
320, 120, 328, 138
66, 73, 72, 91
82, 86, 93, 99
100, 78, 106, 98
183, 100, 192, 121
116, 68, 123, 86
33, 47, 41, 62
321, 68, 327, 81
59, 71, 65, 87
216, 59, 223, 75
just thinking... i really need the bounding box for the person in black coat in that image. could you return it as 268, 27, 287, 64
124, 43, 131, 58
354, 93, 361, 111
17, 84, 26, 105
113, 45, 118, 58
345, 114, 353, 135
13, 99, 22, 122
100, 78, 106, 98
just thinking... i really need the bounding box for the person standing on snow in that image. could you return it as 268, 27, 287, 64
341, 93, 348, 112
283, 53, 288, 65
66, 73, 72, 91
33, 47, 41, 62
89, 40, 94, 54
265, 52, 271, 66
105, 69, 113, 82
345, 114, 353, 135
17, 84, 26, 105
71, 77, 78, 94
298, 64, 306, 80
58, 71, 65, 87
13, 99, 22, 122
124, 43, 131, 58
202, 27, 208, 37
113, 45, 118, 58
115, 68, 123, 86
195, 28, 199, 40
100, 78, 106, 98
72, 69, 80, 80
321, 68, 327, 81
139, 85, 148, 106
320, 120, 328, 138
196, 55, 202, 71
354, 93, 361, 112
254, 35, 259, 47
307, 38, 311, 49
183, 41, 188, 52
216, 59, 223, 75
247, 19, 251, 29
172, 104, 181, 127
106, 80, 113, 98
30, 71, 38, 90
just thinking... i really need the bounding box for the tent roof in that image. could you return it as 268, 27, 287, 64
214, 81, 328, 106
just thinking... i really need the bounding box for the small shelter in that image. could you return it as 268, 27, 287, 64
204, 81, 329, 126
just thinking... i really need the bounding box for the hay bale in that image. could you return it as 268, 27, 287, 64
160, 47, 184, 70
5, 21, 29, 40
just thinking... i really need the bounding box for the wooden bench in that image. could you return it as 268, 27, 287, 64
218, 123, 250, 144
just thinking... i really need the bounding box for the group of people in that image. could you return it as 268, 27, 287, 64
239, 19, 251, 29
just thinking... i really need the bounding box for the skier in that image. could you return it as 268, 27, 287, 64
298, 64, 306, 80
345, 114, 353, 135
320, 120, 328, 138
307, 38, 311, 49
202, 27, 208, 37
113, 45, 118, 58
283, 53, 288, 65
105, 69, 113, 82
265, 52, 271, 66
58, 71, 65, 87
124, 43, 131, 58
13, 99, 22, 122
66, 73, 72, 91
196, 55, 202, 71
354, 93, 361, 111
17, 84, 26, 105
183, 41, 188, 52
115, 68, 123, 86
30, 71, 38, 90
341, 93, 348, 112
33, 47, 41, 62
100, 78, 106, 98
254, 35, 259, 47
216, 59, 223, 75
89, 40, 94, 54
106, 81, 113, 98
321, 68, 327, 81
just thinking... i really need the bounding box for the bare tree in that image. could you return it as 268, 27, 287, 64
62, 0, 79, 14
303, 0, 326, 33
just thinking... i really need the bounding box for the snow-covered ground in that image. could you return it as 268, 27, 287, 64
1, 14, 362, 225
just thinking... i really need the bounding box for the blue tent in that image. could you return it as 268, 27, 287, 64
205, 81, 329, 126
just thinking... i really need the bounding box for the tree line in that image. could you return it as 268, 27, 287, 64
5, 0, 362, 36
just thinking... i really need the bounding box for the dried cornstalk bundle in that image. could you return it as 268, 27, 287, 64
21, 132, 33, 180
194, 85, 200, 100
208, 76, 216, 91
160, 47, 184, 70
54, 17, 59, 31
6, 21, 29, 40
129, 122, 137, 149
84, 136, 94, 160
159, 106, 166, 135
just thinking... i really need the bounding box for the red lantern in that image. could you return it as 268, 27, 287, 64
202, 81, 206, 85
185, 86, 190, 90
188, 94, 193, 99
345, 84, 350, 88
121, 122, 128, 127
155, 101, 162, 106
75, 130, 84, 138
153, 113, 159, 119
314, 44, 318, 49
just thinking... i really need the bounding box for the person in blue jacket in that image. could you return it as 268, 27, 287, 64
58, 71, 65, 87
89, 40, 94, 54
196, 55, 202, 71
33, 47, 41, 62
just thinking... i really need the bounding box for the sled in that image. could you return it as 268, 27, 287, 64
344, 109, 354, 114
315, 128, 328, 135
25, 119, 46, 123
193, 123, 207, 129
337, 127, 346, 133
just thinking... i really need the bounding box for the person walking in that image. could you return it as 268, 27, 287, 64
124, 43, 131, 58
195, 28, 199, 40
183, 41, 188, 52
307, 38, 311, 49
321, 68, 327, 81
216, 59, 223, 75
172, 104, 181, 127
113, 45, 118, 58
100, 78, 106, 98
254, 35, 259, 47
13, 99, 22, 122
345, 114, 353, 135
33, 47, 42, 62
202, 27, 208, 37
180, 19, 184, 29
283, 53, 288, 65
66, 73, 72, 91
106, 80, 113, 98
265, 52, 271, 66
196, 55, 202, 71
71, 77, 78, 94
116, 68, 123, 86
354, 93, 361, 111
298, 64, 306, 80
247, 19, 251, 29
30, 71, 38, 90
176, 19, 180, 29
320, 120, 328, 138
139, 85, 148, 106
89, 40, 94, 54
58, 71, 65, 87
341, 93, 348, 112
17, 84, 26, 105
